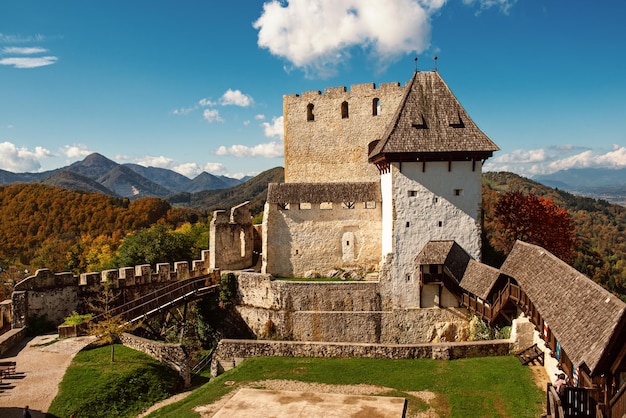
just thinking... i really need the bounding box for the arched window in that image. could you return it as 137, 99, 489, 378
341, 101, 349, 119
307, 103, 315, 121
372, 98, 381, 116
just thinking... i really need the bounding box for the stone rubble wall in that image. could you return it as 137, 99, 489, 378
119, 332, 191, 387
235, 272, 470, 344
211, 338, 513, 377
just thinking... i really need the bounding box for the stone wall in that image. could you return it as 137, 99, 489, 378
211, 338, 513, 377
0, 327, 26, 356
119, 332, 191, 387
11, 250, 212, 328
234, 272, 470, 344
262, 200, 382, 278
283, 81, 406, 183
210, 202, 254, 271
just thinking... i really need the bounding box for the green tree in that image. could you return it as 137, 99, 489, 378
116, 224, 195, 267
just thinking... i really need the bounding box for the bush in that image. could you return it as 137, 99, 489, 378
62, 311, 94, 326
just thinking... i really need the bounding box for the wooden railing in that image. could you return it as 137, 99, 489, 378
610, 383, 626, 418
546, 384, 601, 418
92, 274, 219, 324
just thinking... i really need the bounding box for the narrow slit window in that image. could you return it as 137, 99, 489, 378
454, 189, 463, 196
408, 190, 417, 197
341, 101, 349, 119
438, 221, 443, 227
372, 98, 381, 116
307, 103, 315, 121
406, 221, 410, 228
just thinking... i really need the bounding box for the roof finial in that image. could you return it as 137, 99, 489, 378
434, 55, 438, 71
414, 55, 418, 72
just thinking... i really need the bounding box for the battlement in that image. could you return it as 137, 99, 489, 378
14, 250, 211, 292
290, 80, 406, 100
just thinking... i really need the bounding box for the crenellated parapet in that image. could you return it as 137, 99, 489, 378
11, 249, 213, 329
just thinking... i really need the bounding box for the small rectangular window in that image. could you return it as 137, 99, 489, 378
454, 189, 463, 196
342, 202, 355, 209
406, 274, 411, 282
364, 201, 376, 209
320, 202, 332, 210
433, 197, 439, 203
438, 221, 443, 227
300, 202, 311, 210
406, 221, 410, 228
278, 202, 289, 210
408, 190, 418, 197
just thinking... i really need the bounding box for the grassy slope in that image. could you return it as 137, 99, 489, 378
147, 356, 544, 418
48, 344, 181, 418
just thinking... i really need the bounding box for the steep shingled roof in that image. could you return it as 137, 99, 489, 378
414, 240, 471, 282
500, 240, 626, 375
459, 260, 502, 300
369, 71, 499, 163
266, 182, 381, 204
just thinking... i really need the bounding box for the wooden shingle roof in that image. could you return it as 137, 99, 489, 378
369, 71, 499, 164
415, 240, 471, 282
500, 241, 626, 375
459, 260, 502, 300
266, 182, 381, 204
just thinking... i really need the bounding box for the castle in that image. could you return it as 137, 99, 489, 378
262, 70, 498, 308
3, 70, 625, 416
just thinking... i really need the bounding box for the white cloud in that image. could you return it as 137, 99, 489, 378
216, 141, 283, 158
203, 109, 224, 123
255, 114, 266, 120
220, 89, 254, 107
198, 98, 216, 107
261, 115, 284, 139
0, 33, 46, 43
135, 155, 175, 168
0, 141, 52, 172
132, 155, 226, 178
490, 148, 547, 164
0, 56, 58, 69
254, 0, 436, 76
1, 46, 48, 55
61, 144, 93, 159
462, 0, 518, 15
485, 145, 626, 177
172, 106, 196, 115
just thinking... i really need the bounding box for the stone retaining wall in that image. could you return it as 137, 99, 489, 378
0, 327, 26, 356
119, 333, 191, 387
211, 338, 513, 377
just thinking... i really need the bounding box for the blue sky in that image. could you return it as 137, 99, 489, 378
1, 0, 625, 179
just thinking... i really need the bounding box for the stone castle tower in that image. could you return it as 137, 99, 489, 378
262, 71, 498, 308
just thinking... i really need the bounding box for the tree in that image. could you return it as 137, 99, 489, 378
116, 224, 195, 267
491, 191, 577, 262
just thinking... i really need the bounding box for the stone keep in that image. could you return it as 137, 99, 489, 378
264, 71, 499, 308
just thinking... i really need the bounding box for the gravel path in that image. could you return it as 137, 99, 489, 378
0, 333, 95, 418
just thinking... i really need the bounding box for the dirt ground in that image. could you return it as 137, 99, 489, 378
0, 334, 95, 418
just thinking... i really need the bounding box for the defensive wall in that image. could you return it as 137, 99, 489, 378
211, 338, 512, 377
10, 250, 213, 329
209, 201, 255, 271
235, 272, 470, 344
283, 81, 407, 183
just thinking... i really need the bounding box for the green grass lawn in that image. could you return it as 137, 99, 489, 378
47, 344, 181, 418
146, 355, 545, 418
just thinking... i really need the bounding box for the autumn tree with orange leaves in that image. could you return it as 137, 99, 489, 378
491, 191, 577, 262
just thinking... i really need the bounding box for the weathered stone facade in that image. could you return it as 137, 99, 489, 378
235, 272, 469, 344
209, 201, 255, 271
283, 82, 406, 183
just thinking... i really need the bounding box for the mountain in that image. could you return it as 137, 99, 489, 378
40, 170, 117, 196
124, 163, 193, 192
0, 152, 246, 199
168, 166, 284, 215
534, 168, 626, 206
